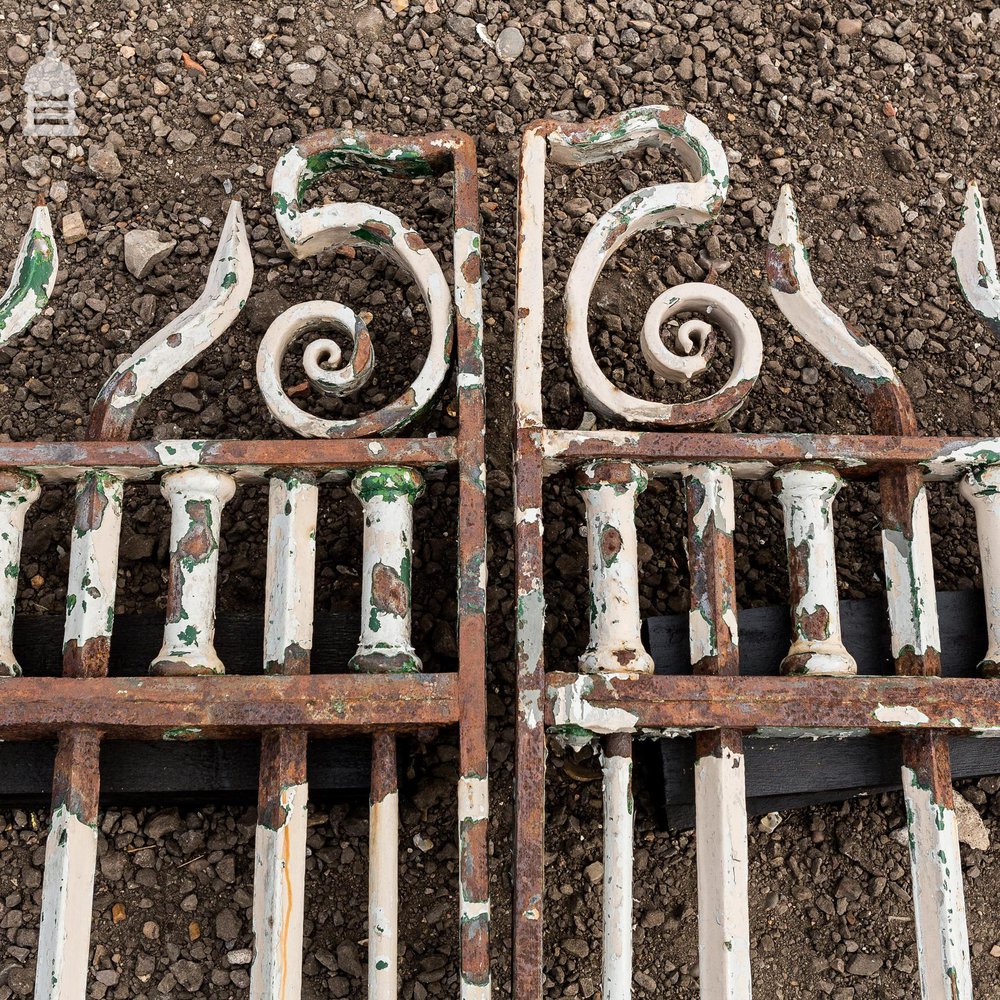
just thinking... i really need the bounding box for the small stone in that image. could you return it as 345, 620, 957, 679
142, 920, 160, 940
563, 938, 590, 959
152, 78, 170, 97
954, 789, 990, 851
125, 229, 177, 279
759, 811, 783, 832
88, 144, 122, 181
62, 211, 87, 245
172, 391, 201, 413
112, 902, 126, 923
189, 921, 201, 941
836, 18, 863, 37
496, 26, 525, 62
227, 949, 253, 966
168, 128, 197, 152
50, 181, 68, 204
249, 38, 266, 58
872, 38, 907, 65
863, 202, 904, 236
584, 861, 603, 883
847, 953, 882, 977
882, 145, 915, 175
22, 154, 48, 179
216, 907, 242, 942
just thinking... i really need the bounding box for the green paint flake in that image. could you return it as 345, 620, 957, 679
177, 624, 199, 645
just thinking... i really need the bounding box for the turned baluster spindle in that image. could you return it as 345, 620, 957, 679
773, 464, 856, 676
150, 467, 236, 676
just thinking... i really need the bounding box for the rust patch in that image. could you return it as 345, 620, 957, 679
599, 525, 622, 566
372, 562, 408, 617
404, 230, 427, 252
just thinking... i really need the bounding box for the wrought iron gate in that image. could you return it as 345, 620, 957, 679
513, 105, 1000, 1000
0, 127, 488, 1000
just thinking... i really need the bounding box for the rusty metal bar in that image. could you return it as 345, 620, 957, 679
250, 472, 318, 999
0, 673, 459, 739
684, 464, 751, 999
0, 437, 455, 481
538, 429, 1000, 479
544, 673, 1000, 733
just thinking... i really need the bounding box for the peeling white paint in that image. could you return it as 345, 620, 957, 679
695, 747, 751, 1000
960, 465, 1000, 672
769, 186, 901, 385
350, 467, 424, 672
150, 467, 236, 675
577, 463, 654, 676
518, 687, 543, 730
263, 475, 318, 672
35, 806, 98, 1000
263, 197, 452, 438
62, 471, 124, 661
901, 767, 972, 1000
0, 202, 57, 348
549, 674, 640, 736
601, 749, 633, 1000
882, 486, 940, 659
773, 464, 856, 676
154, 440, 207, 466
953, 182, 1000, 336
0, 472, 39, 674
874, 704, 930, 726
98, 201, 252, 418
250, 781, 307, 1000
369, 787, 398, 1000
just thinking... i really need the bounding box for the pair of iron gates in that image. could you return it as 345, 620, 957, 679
2, 105, 1000, 998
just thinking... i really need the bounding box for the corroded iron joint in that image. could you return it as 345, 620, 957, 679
349, 466, 425, 674
773, 463, 857, 676
576, 460, 654, 676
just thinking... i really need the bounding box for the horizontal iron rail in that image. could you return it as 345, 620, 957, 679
545, 672, 1000, 734
535, 429, 1000, 480
0, 673, 458, 739
0, 437, 456, 482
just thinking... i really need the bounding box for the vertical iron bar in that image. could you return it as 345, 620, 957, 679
452, 138, 491, 1000
37, 470, 124, 1000
684, 464, 751, 1000
369, 733, 399, 1000
881, 465, 971, 999
250, 472, 318, 1000
0, 470, 40, 676
352, 466, 424, 1000
959, 465, 1000, 674
35, 729, 101, 1000
512, 122, 549, 1000
576, 460, 652, 1000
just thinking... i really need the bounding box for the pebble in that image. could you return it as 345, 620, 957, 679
863, 201, 905, 236
124, 229, 177, 279
61, 211, 87, 245
872, 38, 907, 65
954, 790, 990, 850
495, 26, 525, 62
88, 144, 123, 181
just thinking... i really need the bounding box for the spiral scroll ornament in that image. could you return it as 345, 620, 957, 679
557, 107, 763, 427
261, 135, 454, 439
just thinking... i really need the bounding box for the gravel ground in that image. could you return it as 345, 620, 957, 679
1, 0, 1000, 997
